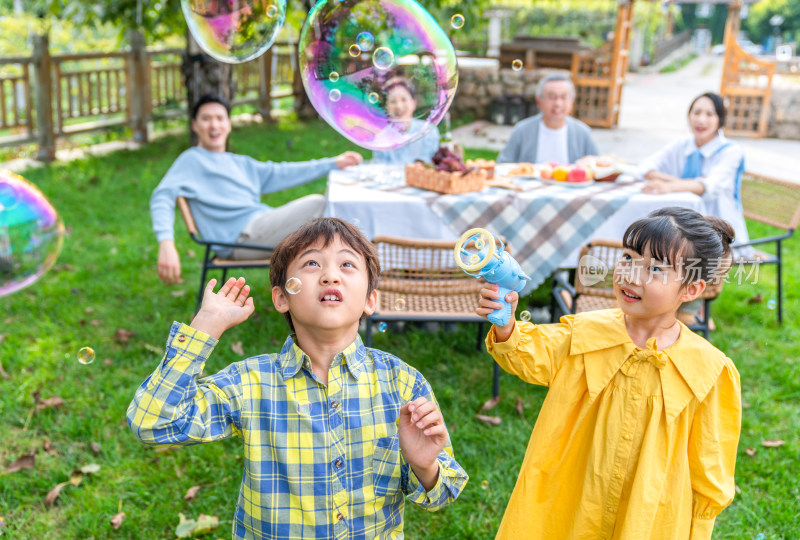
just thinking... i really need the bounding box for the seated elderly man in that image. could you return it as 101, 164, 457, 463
151, 93, 362, 285
497, 72, 598, 164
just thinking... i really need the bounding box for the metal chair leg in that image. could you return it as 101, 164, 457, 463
777, 241, 783, 324
476, 322, 484, 351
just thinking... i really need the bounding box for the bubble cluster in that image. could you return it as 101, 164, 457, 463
0, 170, 64, 297
298, 0, 458, 151
520, 311, 532, 322
181, 0, 287, 63
77, 346, 96, 365
450, 14, 465, 29
377, 322, 388, 333
285, 277, 302, 295
512, 59, 523, 71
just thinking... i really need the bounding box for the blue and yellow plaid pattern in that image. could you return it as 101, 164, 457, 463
127, 323, 468, 539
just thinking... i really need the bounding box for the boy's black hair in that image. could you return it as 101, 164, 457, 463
191, 93, 231, 120
688, 92, 726, 129
269, 218, 381, 332
623, 206, 734, 284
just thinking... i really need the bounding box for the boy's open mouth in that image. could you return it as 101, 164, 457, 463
320, 289, 342, 303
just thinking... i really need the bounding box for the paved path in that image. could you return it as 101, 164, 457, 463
452, 54, 800, 181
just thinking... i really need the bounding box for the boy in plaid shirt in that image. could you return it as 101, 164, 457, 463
127, 217, 467, 539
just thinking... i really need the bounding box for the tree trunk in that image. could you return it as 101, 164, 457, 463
293, 0, 317, 119
182, 31, 236, 146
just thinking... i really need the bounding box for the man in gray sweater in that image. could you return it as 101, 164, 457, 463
151, 94, 362, 285
497, 73, 599, 165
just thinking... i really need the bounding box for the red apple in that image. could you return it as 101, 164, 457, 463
567, 166, 589, 182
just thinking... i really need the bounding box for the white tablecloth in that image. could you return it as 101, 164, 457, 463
325, 165, 706, 287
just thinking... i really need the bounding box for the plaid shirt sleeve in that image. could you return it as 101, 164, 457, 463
399, 368, 469, 511
127, 322, 244, 446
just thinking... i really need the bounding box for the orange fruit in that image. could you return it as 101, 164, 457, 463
553, 166, 571, 182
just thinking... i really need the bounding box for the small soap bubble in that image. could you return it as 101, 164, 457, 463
285, 277, 302, 295
356, 31, 374, 51
371, 46, 395, 70
377, 321, 388, 333
512, 59, 523, 71
394, 297, 407, 311
329, 71, 340, 82
520, 311, 532, 322
367, 92, 380, 104
348, 44, 362, 57
0, 170, 64, 297
181, 0, 287, 63
767, 299, 777, 310
329, 89, 342, 102
450, 14, 465, 29
755, 535, 765, 540
480, 479, 489, 489
77, 346, 96, 365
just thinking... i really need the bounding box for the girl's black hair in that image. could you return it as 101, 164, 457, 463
622, 207, 735, 284
688, 92, 726, 129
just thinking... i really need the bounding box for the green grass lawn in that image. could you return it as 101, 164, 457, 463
1, 119, 797, 539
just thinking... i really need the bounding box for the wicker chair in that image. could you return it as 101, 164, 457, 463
176, 196, 273, 313
733, 172, 800, 323
551, 239, 730, 340
367, 236, 501, 396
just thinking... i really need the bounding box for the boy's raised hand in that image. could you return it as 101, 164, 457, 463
477, 283, 517, 342
189, 277, 255, 339
398, 397, 448, 492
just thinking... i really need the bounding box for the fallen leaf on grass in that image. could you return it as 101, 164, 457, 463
745, 447, 757, 456
110, 512, 125, 530
0, 516, 7, 531
171, 290, 187, 297
143, 343, 163, 354
0, 359, 9, 379
80, 463, 101, 474
187, 249, 196, 258
761, 439, 786, 448
69, 471, 83, 487
45, 482, 70, 506
184, 485, 201, 501
747, 294, 763, 304
114, 328, 135, 345
478, 395, 501, 413
735, 484, 741, 494
6, 453, 35, 473
89, 320, 101, 326
175, 513, 220, 538
43, 440, 57, 455
90, 442, 101, 454
36, 396, 65, 412
515, 397, 524, 416
475, 414, 502, 426
231, 341, 245, 355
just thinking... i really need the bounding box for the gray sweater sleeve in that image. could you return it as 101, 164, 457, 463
150, 151, 197, 243
249, 156, 338, 194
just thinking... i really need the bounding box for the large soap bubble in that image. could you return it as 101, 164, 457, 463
299, 0, 458, 151
0, 170, 64, 297
182, 0, 287, 63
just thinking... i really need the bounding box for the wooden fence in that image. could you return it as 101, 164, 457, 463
0, 32, 299, 160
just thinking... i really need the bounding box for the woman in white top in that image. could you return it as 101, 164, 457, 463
637, 92, 749, 248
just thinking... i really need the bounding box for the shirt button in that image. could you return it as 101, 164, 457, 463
177, 334, 186, 343
336, 512, 344, 521
334, 458, 343, 469
614, 472, 622, 479
623, 433, 632, 440
331, 400, 339, 409
607, 506, 614, 512
632, 393, 640, 401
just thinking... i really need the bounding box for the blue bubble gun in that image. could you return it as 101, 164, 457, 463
454, 228, 530, 326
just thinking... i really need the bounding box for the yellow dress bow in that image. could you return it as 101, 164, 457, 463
621, 337, 667, 375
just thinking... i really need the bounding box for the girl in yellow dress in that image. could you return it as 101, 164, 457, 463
477, 206, 741, 540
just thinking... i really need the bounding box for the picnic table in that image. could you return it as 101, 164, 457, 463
325, 164, 706, 294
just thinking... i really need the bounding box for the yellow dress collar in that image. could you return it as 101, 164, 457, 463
567, 309, 728, 424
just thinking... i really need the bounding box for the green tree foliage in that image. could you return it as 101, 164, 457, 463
745, 0, 800, 44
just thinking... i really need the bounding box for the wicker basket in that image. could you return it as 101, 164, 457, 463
405, 163, 487, 194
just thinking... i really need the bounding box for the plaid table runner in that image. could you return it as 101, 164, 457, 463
429, 181, 641, 292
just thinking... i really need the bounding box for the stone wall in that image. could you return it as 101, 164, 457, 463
768, 82, 800, 140
451, 63, 565, 121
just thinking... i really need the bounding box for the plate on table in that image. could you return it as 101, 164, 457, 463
536, 178, 596, 188
495, 162, 541, 180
